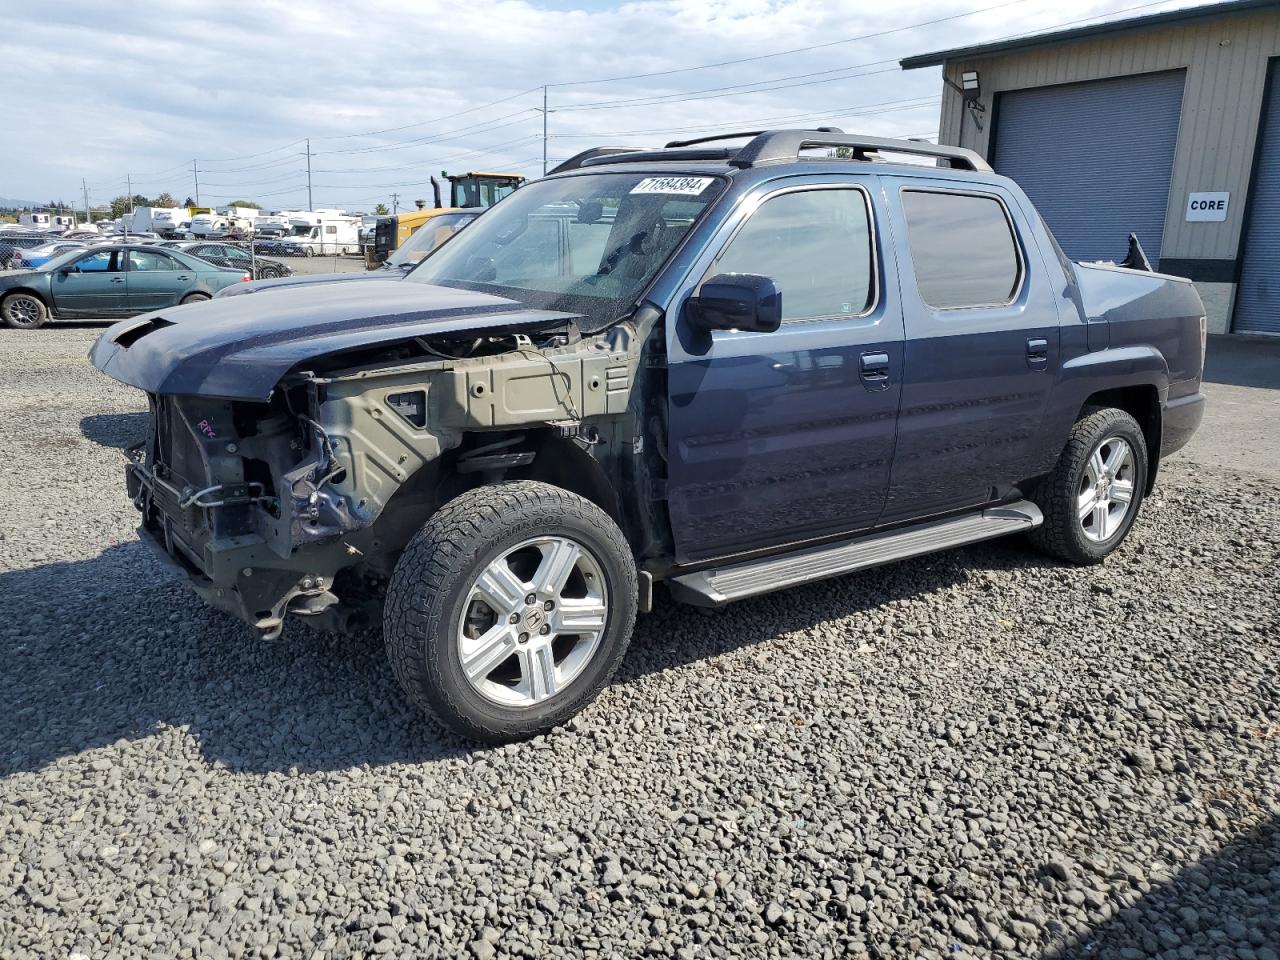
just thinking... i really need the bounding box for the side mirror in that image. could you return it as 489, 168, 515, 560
685, 273, 782, 333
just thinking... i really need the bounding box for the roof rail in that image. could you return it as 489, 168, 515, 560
551, 129, 993, 174
727, 130, 992, 172
548, 147, 645, 174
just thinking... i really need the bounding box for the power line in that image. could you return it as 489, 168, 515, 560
311, 86, 543, 141
548, 0, 1037, 87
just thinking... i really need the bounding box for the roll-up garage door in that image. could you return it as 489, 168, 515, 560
993, 70, 1185, 266
1234, 60, 1280, 335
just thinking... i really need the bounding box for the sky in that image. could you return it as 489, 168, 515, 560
2, 0, 1204, 213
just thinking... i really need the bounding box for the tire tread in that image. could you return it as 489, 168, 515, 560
383, 480, 636, 742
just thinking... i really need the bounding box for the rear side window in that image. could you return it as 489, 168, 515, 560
713, 188, 875, 322
128, 250, 177, 271
901, 190, 1021, 309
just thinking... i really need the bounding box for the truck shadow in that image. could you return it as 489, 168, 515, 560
0, 537, 1049, 778
79, 412, 149, 449
1046, 813, 1280, 958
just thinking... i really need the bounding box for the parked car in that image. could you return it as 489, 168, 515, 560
1, 244, 250, 328
6, 240, 87, 270
0, 232, 58, 267
176, 241, 293, 280
89, 130, 1206, 742
216, 208, 479, 298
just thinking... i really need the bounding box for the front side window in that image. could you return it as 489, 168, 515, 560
901, 190, 1021, 309
74, 251, 116, 272
711, 188, 876, 322
410, 172, 726, 325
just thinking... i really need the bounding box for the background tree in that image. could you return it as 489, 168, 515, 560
225, 199, 260, 209
153, 192, 176, 208
374, 203, 389, 215
183, 196, 195, 207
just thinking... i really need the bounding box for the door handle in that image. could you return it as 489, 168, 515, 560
176, 275, 191, 281
859, 351, 891, 390
1026, 337, 1049, 370
110, 277, 125, 284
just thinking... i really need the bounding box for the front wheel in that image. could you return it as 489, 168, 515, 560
1028, 406, 1148, 564
384, 481, 638, 743
180, 292, 210, 305
2, 292, 49, 329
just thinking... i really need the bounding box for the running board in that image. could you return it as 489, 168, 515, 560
666, 501, 1042, 607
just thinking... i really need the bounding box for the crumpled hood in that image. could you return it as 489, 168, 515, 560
90, 280, 583, 401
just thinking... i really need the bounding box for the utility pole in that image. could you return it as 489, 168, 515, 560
127, 175, 134, 212
542, 85, 548, 175
82, 178, 90, 226
305, 139, 314, 211
192, 160, 200, 207
391, 192, 399, 214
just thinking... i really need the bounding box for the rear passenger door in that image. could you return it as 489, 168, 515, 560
666, 177, 905, 563
125, 249, 193, 312
879, 178, 1060, 522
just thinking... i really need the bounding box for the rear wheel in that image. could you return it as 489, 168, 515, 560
1028, 406, 1148, 564
180, 292, 210, 305
2, 292, 49, 329
384, 481, 637, 743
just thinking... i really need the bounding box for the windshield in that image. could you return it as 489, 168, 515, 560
408, 172, 726, 322
390, 212, 477, 268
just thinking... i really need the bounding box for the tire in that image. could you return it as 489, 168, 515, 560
303, 248, 315, 258
2, 291, 49, 329
384, 480, 638, 743
180, 293, 210, 305
1028, 406, 1148, 564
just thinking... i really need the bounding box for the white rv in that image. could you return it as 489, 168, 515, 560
190, 213, 231, 238
281, 212, 361, 256
151, 208, 191, 237
18, 212, 52, 230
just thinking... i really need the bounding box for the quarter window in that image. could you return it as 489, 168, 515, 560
901, 190, 1021, 309
713, 189, 875, 322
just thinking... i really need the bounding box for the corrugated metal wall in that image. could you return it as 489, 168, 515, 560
936, 8, 1280, 264
1235, 58, 1280, 333
992, 71, 1186, 264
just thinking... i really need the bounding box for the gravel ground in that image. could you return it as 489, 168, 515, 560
1, 329, 1277, 960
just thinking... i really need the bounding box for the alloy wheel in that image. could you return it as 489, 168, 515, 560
456, 536, 609, 707
5, 295, 42, 328
1078, 436, 1136, 542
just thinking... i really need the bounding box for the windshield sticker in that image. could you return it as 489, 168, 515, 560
629, 177, 715, 196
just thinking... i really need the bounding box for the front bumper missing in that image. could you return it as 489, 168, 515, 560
127, 457, 342, 639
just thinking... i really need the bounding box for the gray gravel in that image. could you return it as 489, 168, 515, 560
2, 328, 1278, 960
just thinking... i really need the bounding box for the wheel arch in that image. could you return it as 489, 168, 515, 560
1079, 383, 1162, 493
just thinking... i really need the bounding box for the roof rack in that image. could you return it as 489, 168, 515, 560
555, 128, 993, 174
548, 147, 645, 175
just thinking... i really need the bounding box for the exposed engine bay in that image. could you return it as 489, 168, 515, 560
125, 323, 645, 638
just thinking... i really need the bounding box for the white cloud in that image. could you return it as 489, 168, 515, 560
2, 0, 1200, 211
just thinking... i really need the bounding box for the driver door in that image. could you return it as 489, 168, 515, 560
665, 177, 905, 564
50, 249, 130, 318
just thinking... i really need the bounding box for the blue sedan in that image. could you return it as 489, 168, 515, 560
0, 244, 250, 329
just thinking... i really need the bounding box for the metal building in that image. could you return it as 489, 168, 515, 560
902, 0, 1280, 336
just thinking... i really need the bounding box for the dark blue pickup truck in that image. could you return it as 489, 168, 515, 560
91, 130, 1205, 742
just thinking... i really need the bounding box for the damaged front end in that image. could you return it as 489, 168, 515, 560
128, 385, 372, 638
125, 324, 641, 639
